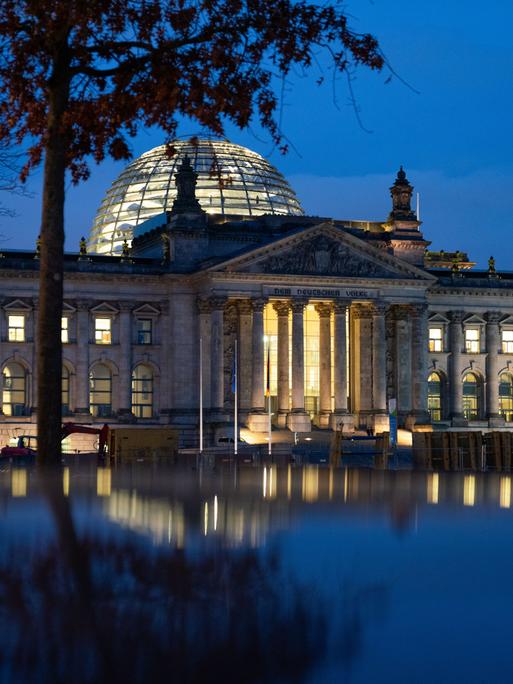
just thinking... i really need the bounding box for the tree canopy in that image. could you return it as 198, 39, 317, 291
0, 0, 383, 460
0, 0, 383, 180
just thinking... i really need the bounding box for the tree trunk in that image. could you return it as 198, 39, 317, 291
37, 59, 70, 464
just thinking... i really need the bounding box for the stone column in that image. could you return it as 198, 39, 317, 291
75, 300, 91, 414
331, 302, 353, 432
287, 299, 311, 432
117, 302, 132, 417
210, 297, 226, 414
449, 310, 465, 424
247, 298, 267, 431
410, 303, 430, 424
372, 302, 389, 433
158, 299, 172, 420
394, 305, 413, 425
197, 298, 212, 411
315, 302, 332, 428
352, 304, 373, 428
238, 300, 253, 417
486, 310, 503, 426
273, 301, 290, 428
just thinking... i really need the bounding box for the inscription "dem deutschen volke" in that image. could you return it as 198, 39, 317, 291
265, 286, 377, 299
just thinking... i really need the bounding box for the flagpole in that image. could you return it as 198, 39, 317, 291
199, 337, 203, 454
234, 338, 238, 456
267, 340, 272, 457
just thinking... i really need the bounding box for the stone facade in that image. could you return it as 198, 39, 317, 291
0, 156, 511, 443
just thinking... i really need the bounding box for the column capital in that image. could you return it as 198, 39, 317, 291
210, 296, 227, 311
314, 302, 332, 318
196, 296, 212, 314
486, 310, 502, 325
118, 301, 134, 312
272, 300, 290, 317
409, 303, 428, 319
332, 301, 348, 315
352, 303, 373, 320
237, 299, 253, 315
370, 301, 388, 317
390, 304, 410, 321
76, 299, 93, 312
251, 297, 267, 312
290, 298, 308, 314
449, 310, 465, 324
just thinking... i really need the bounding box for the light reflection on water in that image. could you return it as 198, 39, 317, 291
1, 461, 513, 682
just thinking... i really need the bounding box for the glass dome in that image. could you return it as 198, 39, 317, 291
89, 138, 304, 254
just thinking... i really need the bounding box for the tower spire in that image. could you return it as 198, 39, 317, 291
388, 165, 416, 222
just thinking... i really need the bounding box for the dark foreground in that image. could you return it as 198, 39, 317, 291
0, 458, 511, 683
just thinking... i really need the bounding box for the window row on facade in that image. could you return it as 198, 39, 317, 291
429, 318, 513, 354
2, 362, 156, 419
428, 370, 513, 422
3, 306, 160, 346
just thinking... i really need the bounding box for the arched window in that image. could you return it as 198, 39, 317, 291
427, 372, 442, 421
132, 365, 153, 418
2, 362, 27, 416
62, 365, 70, 416
499, 373, 513, 422
462, 372, 480, 420
89, 364, 112, 417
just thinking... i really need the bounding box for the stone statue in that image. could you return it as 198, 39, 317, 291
79, 236, 87, 256
171, 154, 204, 215
262, 234, 390, 278
161, 234, 171, 264
488, 255, 496, 274
34, 235, 41, 259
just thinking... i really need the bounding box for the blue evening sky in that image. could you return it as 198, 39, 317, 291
1, 0, 512, 268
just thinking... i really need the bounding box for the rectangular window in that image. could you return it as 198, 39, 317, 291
95, 317, 111, 344
136, 319, 152, 345
428, 327, 443, 352
503, 330, 513, 353
61, 317, 69, 343
8, 315, 25, 342
465, 328, 480, 353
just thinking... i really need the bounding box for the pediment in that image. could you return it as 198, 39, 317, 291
4, 298, 32, 311
428, 313, 450, 324
90, 302, 119, 314
133, 303, 160, 316
501, 315, 513, 326
62, 302, 76, 313
207, 223, 433, 281
464, 314, 486, 325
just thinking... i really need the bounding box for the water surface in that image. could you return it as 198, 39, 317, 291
0, 461, 511, 683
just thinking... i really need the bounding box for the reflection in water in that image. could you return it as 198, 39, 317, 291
463, 474, 476, 507
11, 467, 27, 497
500, 476, 511, 509
2, 462, 513, 681
427, 472, 439, 504
96, 466, 111, 496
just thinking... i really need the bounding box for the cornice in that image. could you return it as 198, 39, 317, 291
207, 271, 432, 289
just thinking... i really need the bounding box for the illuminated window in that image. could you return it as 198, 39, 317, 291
62, 365, 70, 415
89, 364, 112, 417
464, 328, 480, 353
263, 304, 278, 397
2, 362, 27, 416
136, 319, 152, 345
462, 372, 480, 420
304, 305, 319, 417
61, 317, 69, 343
131, 364, 154, 418
502, 330, 513, 353
428, 326, 443, 352
94, 317, 111, 344
8, 315, 25, 342
499, 372, 513, 421
427, 372, 442, 421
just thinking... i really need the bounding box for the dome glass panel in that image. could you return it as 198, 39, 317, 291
89, 138, 304, 254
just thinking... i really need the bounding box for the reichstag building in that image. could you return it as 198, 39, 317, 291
0, 137, 512, 439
